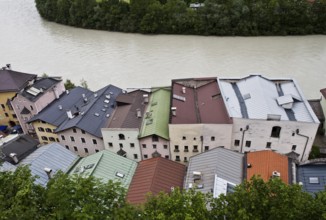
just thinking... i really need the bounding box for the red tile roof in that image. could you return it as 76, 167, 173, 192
126, 157, 186, 205
247, 150, 289, 184
170, 78, 231, 124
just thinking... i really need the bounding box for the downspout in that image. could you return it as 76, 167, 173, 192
296, 129, 309, 162
240, 125, 249, 153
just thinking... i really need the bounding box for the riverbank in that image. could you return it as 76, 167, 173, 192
35, 0, 326, 36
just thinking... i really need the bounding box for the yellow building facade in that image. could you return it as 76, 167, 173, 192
0, 92, 20, 126
32, 120, 59, 144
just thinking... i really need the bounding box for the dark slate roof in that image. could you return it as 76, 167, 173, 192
29, 87, 92, 126
108, 90, 149, 129
0, 134, 39, 164
309, 99, 325, 122
20, 77, 62, 102
0, 69, 36, 92
55, 85, 122, 137
297, 160, 326, 194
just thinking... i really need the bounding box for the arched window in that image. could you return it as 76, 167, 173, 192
118, 134, 125, 140
271, 126, 281, 138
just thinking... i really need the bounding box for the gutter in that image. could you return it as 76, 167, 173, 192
240, 125, 249, 153
296, 129, 309, 162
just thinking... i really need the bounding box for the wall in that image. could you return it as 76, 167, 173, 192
0, 92, 19, 126
32, 121, 59, 144
139, 136, 170, 160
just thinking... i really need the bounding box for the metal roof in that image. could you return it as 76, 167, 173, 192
0, 161, 17, 172
127, 157, 186, 204
297, 163, 326, 194
218, 75, 319, 123
184, 147, 244, 195
19, 143, 79, 186
0, 69, 36, 92
139, 88, 171, 140
68, 150, 137, 188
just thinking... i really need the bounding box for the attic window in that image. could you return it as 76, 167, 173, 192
116, 172, 125, 178
94, 113, 100, 117
309, 177, 319, 184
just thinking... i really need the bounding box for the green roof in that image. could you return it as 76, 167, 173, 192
139, 88, 170, 140
68, 150, 137, 188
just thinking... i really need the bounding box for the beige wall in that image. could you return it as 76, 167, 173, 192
0, 91, 19, 126
139, 136, 170, 160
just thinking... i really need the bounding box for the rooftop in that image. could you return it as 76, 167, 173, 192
321, 88, 326, 99
68, 150, 137, 188
139, 88, 171, 140
20, 143, 78, 186
218, 75, 319, 123
171, 78, 231, 124
246, 150, 290, 184
108, 90, 149, 129
184, 147, 244, 196
0, 69, 36, 92
127, 157, 186, 204
308, 99, 325, 122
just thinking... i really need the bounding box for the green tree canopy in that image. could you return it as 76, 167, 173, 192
64, 79, 76, 90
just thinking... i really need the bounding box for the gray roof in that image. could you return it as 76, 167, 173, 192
20, 143, 79, 186
184, 147, 244, 195
20, 77, 62, 102
297, 159, 326, 194
0, 69, 36, 92
0, 134, 39, 164
218, 75, 319, 123
0, 161, 17, 172
55, 85, 122, 137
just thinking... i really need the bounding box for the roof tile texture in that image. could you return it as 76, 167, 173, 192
0, 70, 36, 92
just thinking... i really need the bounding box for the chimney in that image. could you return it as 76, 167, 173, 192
94, 93, 98, 98
143, 94, 149, 103
82, 94, 87, 103
66, 110, 73, 119
44, 167, 52, 179
9, 153, 18, 164
54, 88, 60, 99
182, 87, 186, 94
66, 90, 69, 95
58, 105, 62, 110
171, 107, 177, 116
136, 108, 142, 118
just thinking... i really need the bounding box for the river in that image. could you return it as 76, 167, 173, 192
0, 0, 325, 98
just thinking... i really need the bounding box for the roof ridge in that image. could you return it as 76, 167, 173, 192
149, 158, 161, 192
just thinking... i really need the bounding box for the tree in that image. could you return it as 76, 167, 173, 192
80, 78, 89, 89
64, 79, 76, 90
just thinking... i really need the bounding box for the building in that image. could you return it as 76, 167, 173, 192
184, 147, 244, 197
297, 158, 326, 195
139, 88, 171, 160
68, 150, 137, 188
320, 88, 326, 132
0, 67, 36, 126
0, 134, 39, 164
102, 90, 150, 161
127, 157, 186, 205
218, 75, 320, 161
246, 150, 291, 184
169, 78, 232, 164
308, 99, 325, 136
19, 142, 79, 186
11, 76, 65, 135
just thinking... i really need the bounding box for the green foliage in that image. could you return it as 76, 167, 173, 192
35, 0, 326, 35
309, 145, 321, 159
80, 78, 88, 89
64, 79, 76, 90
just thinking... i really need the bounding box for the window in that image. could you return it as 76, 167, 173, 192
1, 104, 5, 109
73, 128, 77, 133
193, 145, 198, 152
84, 148, 88, 153
245, 141, 251, 148
204, 146, 209, 151
30, 105, 34, 111
119, 143, 123, 148
38, 127, 45, 132
134, 154, 138, 159
184, 157, 188, 162
4, 113, 9, 117
74, 146, 78, 151
182, 136, 186, 140
152, 135, 159, 142
184, 146, 189, 152
165, 155, 169, 159
61, 135, 65, 140
144, 154, 148, 159
65, 145, 69, 149
234, 139, 240, 146
176, 156, 180, 161
49, 137, 55, 142
163, 145, 168, 149
41, 136, 48, 141
93, 139, 97, 145
108, 142, 113, 147
211, 136, 215, 141
292, 145, 297, 151
193, 137, 196, 140
118, 134, 125, 140
153, 144, 157, 149
266, 142, 271, 148
70, 136, 75, 142
45, 128, 52, 133
271, 126, 281, 138
12, 114, 17, 118
130, 143, 135, 148
174, 145, 179, 152
142, 144, 146, 148
56, 138, 59, 142
309, 177, 319, 184
95, 149, 99, 153
81, 138, 86, 143
81, 130, 85, 134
